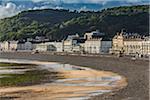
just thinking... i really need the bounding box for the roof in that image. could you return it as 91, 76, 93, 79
85, 30, 105, 36
91, 30, 105, 36
113, 31, 144, 41
102, 37, 112, 41
76, 39, 86, 43
66, 34, 80, 40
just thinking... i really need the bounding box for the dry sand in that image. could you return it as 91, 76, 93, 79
0, 52, 149, 100
0, 65, 127, 100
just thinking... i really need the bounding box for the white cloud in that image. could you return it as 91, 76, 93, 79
31, 0, 61, 4
0, 2, 21, 19
0, 0, 147, 19
33, 5, 63, 10
31, 0, 46, 2
0, 1, 64, 19
79, 6, 89, 11
31, 0, 104, 4
33, 5, 49, 10
55, 6, 63, 9
30, 0, 145, 4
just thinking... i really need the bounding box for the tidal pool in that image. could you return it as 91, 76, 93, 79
0, 62, 61, 87
0, 59, 127, 100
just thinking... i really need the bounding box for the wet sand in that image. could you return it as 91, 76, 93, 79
0, 69, 127, 100
0, 52, 149, 100
0, 59, 127, 100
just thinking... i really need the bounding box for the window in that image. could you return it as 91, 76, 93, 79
130, 45, 132, 48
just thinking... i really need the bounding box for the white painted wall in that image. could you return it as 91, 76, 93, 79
84, 39, 101, 54
24, 42, 33, 50
101, 41, 112, 53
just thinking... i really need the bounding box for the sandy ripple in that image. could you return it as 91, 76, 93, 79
0, 59, 127, 100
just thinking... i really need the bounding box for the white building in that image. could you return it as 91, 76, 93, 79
141, 38, 150, 56
0, 42, 2, 51
84, 39, 112, 54
84, 39, 102, 54
0, 41, 33, 51
36, 41, 63, 52
17, 41, 33, 51
101, 40, 112, 53
3, 41, 10, 51
9, 41, 18, 51
63, 34, 85, 53
36, 43, 56, 52
83, 30, 112, 54
84, 30, 105, 40
124, 39, 150, 57
45, 42, 64, 52
24, 42, 33, 50
0, 41, 17, 51
111, 31, 150, 57
124, 40, 142, 55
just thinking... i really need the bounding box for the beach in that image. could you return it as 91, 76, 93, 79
0, 52, 149, 100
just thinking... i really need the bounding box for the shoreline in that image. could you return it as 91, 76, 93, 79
0, 52, 149, 100
0, 59, 127, 100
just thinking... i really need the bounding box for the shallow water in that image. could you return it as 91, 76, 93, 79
0, 59, 127, 100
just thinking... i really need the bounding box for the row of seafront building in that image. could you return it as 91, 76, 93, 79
0, 30, 112, 54
0, 30, 149, 57
110, 31, 150, 57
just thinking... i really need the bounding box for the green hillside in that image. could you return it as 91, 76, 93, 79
0, 9, 82, 41
0, 5, 149, 41
48, 5, 149, 40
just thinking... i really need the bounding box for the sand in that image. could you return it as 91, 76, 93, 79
0, 67, 127, 100
0, 59, 127, 100
0, 52, 149, 100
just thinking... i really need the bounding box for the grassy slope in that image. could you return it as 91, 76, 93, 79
0, 5, 149, 41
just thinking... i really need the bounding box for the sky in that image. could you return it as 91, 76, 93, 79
0, 0, 149, 19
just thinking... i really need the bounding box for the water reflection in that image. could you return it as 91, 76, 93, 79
0, 59, 127, 100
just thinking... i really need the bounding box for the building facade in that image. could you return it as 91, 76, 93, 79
84, 39, 102, 54
141, 38, 150, 56
124, 40, 142, 55
0, 41, 33, 51
84, 30, 112, 54
109, 32, 124, 54
101, 40, 112, 53
110, 31, 150, 57
36, 42, 63, 52
63, 34, 85, 53
0, 41, 18, 51
36, 43, 56, 51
